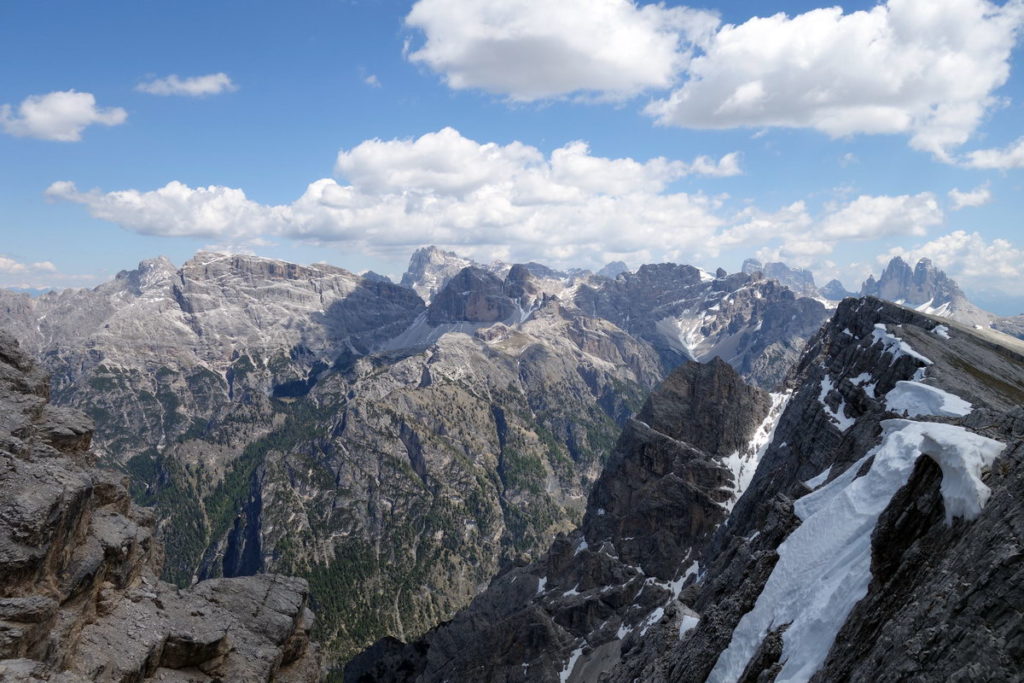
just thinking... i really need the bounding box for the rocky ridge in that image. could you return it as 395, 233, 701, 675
0, 331, 321, 681
573, 263, 828, 389
344, 357, 784, 682
349, 296, 1024, 681
860, 256, 991, 326
741, 259, 819, 300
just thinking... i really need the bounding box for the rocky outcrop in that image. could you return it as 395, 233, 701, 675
820, 278, 855, 301
741, 258, 819, 299
345, 358, 777, 682
350, 296, 1024, 682
608, 298, 1024, 682
574, 264, 828, 389
860, 256, 992, 327
0, 331, 322, 681
425, 267, 519, 325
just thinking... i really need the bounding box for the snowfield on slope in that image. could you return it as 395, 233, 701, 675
885, 381, 973, 418
708, 419, 1004, 683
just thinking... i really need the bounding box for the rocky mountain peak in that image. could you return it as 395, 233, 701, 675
597, 261, 629, 278
861, 256, 964, 307
634, 357, 771, 458
821, 278, 855, 301
425, 265, 516, 325
742, 258, 819, 298
400, 245, 477, 303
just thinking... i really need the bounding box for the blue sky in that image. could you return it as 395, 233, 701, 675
2, 0, 1023, 313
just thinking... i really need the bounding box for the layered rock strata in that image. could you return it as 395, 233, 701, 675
0, 332, 322, 681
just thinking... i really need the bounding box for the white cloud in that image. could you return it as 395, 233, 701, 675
47, 128, 949, 272
404, 0, 720, 101
818, 193, 942, 240
136, 73, 237, 97
0, 90, 126, 142
644, 0, 1024, 160
364, 74, 381, 88
882, 230, 1024, 294
722, 193, 944, 269
948, 185, 992, 210
0, 256, 57, 274
45, 180, 280, 240
962, 136, 1024, 169
402, 1, 1023, 158
48, 128, 742, 268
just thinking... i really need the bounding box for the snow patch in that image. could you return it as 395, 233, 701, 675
932, 324, 951, 340
719, 392, 790, 509
639, 607, 665, 636
559, 645, 584, 683
667, 561, 700, 599
709, 420, 1004, 683
871, 324, 933, 367
678, 614, 700, 639
803, 465, 832, 489
850, 372, 877, 399
885, 381, 972, 418
818, 376, 855, 432
573, 538, 589, 556
536, 576, 547, 595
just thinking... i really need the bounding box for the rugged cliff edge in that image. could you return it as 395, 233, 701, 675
0, 331, 322, 681
349, 297, 1024, 682
344, 358, 783, 682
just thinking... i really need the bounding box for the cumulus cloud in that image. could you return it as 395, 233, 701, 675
1, 91, 126, 141
47, 128, 947, 270
404, 0, 720, 101
0, 256, 57, 274
882, 230, 1024, 294
136, 73, 237, 96
962, 136, 1024, 169
948, 185, 993, 210
647, 0, 1024, 160
720, 193, 944, 269
818, 193, 942, 240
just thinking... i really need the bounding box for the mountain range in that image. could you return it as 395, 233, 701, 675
348, 296, 1024, 682
0, 247, 829, 668
1, 246, 1021, 678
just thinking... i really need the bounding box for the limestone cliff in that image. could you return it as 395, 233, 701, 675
0, 331, 322, 681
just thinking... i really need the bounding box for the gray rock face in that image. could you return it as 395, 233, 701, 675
741, 258, 819, 299
860, 256, 992, 327
350, 296, 1024, 682
426, 267, 518, 325
0, 248, 832, 671
400, 246, 481, 304
607, 298, 1024, 682
0, 331, 321, 681
344, 358, 776, 682
574, 263, 829, 389
820, 278, 855, 301
597, 261, 629, 279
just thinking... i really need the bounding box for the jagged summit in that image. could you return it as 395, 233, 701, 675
860, 256, 991, 326
597, 261, 629, 278
399, 245, 479, 304
821, 278, 855, 301
741, 258, 819, 298
349, 296, 1024, 682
